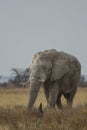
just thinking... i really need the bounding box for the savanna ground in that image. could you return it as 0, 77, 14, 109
0, 86, 87, 130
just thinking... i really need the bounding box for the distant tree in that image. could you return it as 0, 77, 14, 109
80, 75, 87, 87
80, 75, 85, 83
10, 68, 30, 87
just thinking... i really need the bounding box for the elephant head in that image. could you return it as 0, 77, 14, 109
27, 54, 53, 109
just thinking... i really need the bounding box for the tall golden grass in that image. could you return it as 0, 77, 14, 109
0, 87, 87, 130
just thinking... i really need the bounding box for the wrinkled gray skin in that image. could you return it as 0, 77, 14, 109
27, 49, 81, 109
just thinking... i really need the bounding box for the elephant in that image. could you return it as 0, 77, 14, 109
27, 49, 81, 110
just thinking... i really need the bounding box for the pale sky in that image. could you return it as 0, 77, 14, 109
0, 0, 87, 75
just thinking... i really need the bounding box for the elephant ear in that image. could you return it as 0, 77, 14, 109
51, 59, 69, 81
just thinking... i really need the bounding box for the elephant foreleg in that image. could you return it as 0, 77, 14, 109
44, 85, 49, 104
48, 82, 58, 108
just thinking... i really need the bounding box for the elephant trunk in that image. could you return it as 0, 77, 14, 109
27, 80, 41, 109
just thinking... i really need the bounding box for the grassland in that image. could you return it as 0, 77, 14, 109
0, 87, 87, 130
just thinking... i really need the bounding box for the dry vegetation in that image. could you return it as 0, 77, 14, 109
0, 87, 87, 130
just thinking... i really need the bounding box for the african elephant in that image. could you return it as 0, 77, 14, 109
27, 49, 81, 109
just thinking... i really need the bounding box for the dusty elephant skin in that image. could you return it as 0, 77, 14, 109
27, 49, 81, 110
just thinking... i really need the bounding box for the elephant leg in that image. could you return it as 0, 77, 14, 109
63, 87, 77, 108
56, 93, 62, 109
44, 80, 51, 104
44, 85, 49, 104
48, 82, 58, 108
63, 93, 72, 107
66, 94, 74, 108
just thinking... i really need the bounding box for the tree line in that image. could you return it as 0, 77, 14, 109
0, 68, 87, 88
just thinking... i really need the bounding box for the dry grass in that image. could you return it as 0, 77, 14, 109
0, 87, 87, 108
0, 87, 87, 130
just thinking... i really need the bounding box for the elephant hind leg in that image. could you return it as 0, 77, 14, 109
63, 89, 77, 108
63, 93, 72, 107
65, 93, 73, 108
